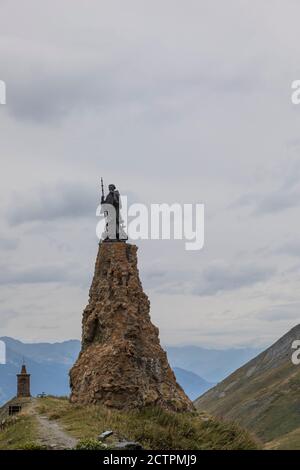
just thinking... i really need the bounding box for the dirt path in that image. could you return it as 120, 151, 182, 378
30, 400, 78, 450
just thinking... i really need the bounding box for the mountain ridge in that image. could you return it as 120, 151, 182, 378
0, 336, 260, 405
0, 337, 217, 404
195, 324, 300, 447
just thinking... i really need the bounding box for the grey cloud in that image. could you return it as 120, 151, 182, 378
142, 265, 196, 295
0, 17, 264, 125
277, 240, 300, 257
7, 63, 114, 123
144, 261, 275, 296
229, 187, 300, 216
6, 63, 258, 125
256, 303, 300, 322
194, 262, 275, 296
1, 0, 300, 345
228, 155, 300, 216
0, 265, 70, 285
0, 36, 117, 123
0, 237, 19, 250
230, 183, 300, 216
7, 183, 139, 226
7, 182, 98, 225
228, 192, 254, 210
254, 189, 299, 215
0, 309, 20, 327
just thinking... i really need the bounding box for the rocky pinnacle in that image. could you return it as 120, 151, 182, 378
69, 242, 193, 411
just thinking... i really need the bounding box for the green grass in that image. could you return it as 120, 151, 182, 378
36, 397, 259, 450
265, 427, 300, 450
75, 439, 108, 450
196, 360, 300, 445
0, 414, 39, 450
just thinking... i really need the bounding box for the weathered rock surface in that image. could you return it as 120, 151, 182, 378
70, 242, 193, 411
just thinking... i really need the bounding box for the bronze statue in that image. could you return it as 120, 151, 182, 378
101, 179, 127, 241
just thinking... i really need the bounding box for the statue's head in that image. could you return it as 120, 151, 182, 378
108, 184, 116, 192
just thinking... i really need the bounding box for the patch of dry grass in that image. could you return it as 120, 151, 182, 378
36, 396, 259, 450
0, 414, 39, 450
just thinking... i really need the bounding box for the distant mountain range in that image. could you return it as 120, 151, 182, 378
3, 327, 299, 448
0, 337, 80, 406
173, 367, 214, 400
0, 336, 260, 406
166, 345, 262, 382
195, 324, 300, 449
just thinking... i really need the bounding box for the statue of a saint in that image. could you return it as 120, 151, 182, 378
101, 181, 127, 241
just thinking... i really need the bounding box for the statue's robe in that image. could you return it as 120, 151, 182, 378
102, 190, 121, 239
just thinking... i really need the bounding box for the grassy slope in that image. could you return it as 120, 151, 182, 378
0, 414, 39, 450
36, 397, 259, 450
265, 427, 300, 450
195, 360, 300, 444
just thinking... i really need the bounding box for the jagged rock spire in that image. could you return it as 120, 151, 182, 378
70, 242, 193, 411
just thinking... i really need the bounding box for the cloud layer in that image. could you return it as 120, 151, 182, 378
1, 1, 300, 347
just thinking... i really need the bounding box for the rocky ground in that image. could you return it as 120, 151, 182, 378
31, 400, 78, 450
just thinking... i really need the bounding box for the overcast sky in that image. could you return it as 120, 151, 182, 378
1, 0, 300, 348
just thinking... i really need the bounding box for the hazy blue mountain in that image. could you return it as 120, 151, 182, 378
173, 367, 214, 400
0, 336, 80, 365
166, 345, 262, 382
0, 337, 81, 406
0, 337, 261, 406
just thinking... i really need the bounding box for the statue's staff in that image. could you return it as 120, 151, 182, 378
101, 178, 108, 220
101, 177, 105, 203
